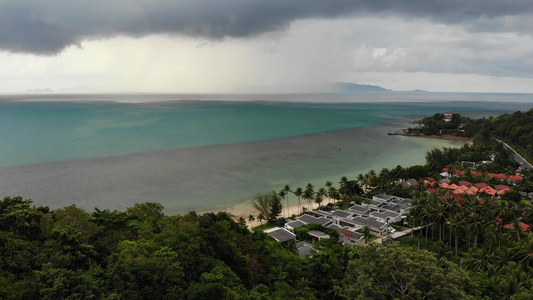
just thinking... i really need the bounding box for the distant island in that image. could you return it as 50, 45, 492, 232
332, 82, 427, 93
27, 88, 53, 93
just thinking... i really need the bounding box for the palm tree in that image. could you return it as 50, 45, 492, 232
283, 184, 291, 217
467, 212, 483, 249
521, 201, 533, 225
448, 214, 465, 256
303, 183, 314, 211
356, 174, 366, 191
325, 181, 333, 205
315, 187, 326, 208
248, 214, 255, 225
431, 202, 447, 241
408, 200, 423, 236
362, 225, 372, 245
251, 193, 271, 224
463, 247, 496, 272
328, 187, 340, 207
483, 224, 503, 253
278, 189, 287, 218
517, 235, 533, 267
505, 219, 524, 244
293, 187, 303, 215
367, 170, 377, 190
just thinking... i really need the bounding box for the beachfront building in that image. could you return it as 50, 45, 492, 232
298, 214, 332, 227
285, 219, 307, 230
308, 230, 330, 241
371, 210, 402, 224
339, 229, 364, 246
351, 216, 387, 235
296, 241, 315, 257
347, 205, 371, 217
264, 227, 296, 243
372, 194, 412, 214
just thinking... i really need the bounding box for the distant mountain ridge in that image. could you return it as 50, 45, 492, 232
27, 88, 53, 93
333, 82, 427, 93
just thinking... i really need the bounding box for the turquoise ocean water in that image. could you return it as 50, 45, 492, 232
0, 93, 531, 214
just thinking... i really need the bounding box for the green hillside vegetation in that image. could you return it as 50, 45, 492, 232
0, 196, 482, 299
410, 109, 533, 162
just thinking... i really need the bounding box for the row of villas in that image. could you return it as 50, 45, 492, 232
265, 194, 412, 255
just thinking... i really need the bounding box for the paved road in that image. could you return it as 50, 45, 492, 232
497, 139, 532, 171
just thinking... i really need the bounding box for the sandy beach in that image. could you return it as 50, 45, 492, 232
407, 134, 473, 144
223, 197, 334, 229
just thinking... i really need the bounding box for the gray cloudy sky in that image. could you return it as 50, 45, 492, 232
1, 0, 533, 93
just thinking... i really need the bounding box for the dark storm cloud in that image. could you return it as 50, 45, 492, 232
1, 0, 531, 54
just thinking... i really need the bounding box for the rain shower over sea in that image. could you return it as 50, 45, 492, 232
0, 93, 531, 214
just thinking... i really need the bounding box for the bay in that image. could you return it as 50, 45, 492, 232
0, 93, 531, 214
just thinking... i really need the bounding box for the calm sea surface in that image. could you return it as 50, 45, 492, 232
0, 93, 531, 214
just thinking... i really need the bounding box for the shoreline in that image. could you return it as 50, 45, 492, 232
391, 131, 473, 144
220, 197, 336, 229
408, 134, 473, 144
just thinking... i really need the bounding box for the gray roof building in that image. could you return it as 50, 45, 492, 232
351, 216, 387, 234
296, 241, 315, 257
330, 210, 352, 219
264, 227, 296, 243
299, 214, 332, 226
326, 223, 347, 232
285, 220, 307, 230
308, 230, 330, 241
348, 205, 371, 216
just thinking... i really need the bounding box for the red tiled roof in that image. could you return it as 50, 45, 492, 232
508, 175, 523, 181
441, 168, 465, 175
475, 183, 488, 189
340, 229, 355, 238
440, 193, 464, 203
465, 186, 478, 195
459, 181, 473, 187
495, 185, 511, 191
479, 186, 497, 195
471, 171, 483, 176
426, 177, 435, 182
489, 173, 507, 179
427, 188, 436, 193
504, 222, 530, 232
447, 184, 459, 190
453, 169, 465, 175
498, 189, 509, 195
423, 180, 436, 187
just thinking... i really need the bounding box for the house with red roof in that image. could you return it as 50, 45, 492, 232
440, 193, 464, 203
447, 183, 459, 190
504, 222, 531, 232
439, 182, 449, 189
479, 186, 497, 196
488, 173, 507, 180
465, 186, 479, 195
494, 185, 511, 191
475, 183, 488, 189
458, 181, 473, 187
